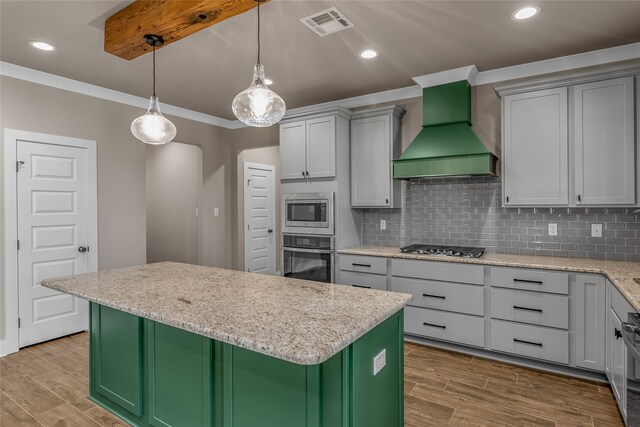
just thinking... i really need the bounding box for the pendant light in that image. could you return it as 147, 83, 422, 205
232, 0, 286, 127
131, 35, 177, 145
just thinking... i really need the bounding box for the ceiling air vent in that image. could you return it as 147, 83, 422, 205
300, 7, 354, 37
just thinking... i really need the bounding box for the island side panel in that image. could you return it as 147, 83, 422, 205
90, 303, 145, 425
88, 302, 405, 427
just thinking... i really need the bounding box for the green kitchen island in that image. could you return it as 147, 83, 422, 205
41, 262, 411, 427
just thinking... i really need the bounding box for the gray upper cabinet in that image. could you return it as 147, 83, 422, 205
350, 106, 405, 208
573, 77, 635, 205
280, 121, 308, 180
497, 66, 640, 207
502, 87, 569, 206
279, 115, 337, 180
306, 116, 336, 179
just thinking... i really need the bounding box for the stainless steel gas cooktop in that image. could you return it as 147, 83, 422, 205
400, 244, 485, 258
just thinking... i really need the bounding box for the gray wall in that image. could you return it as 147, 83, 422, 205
361, 176, 640, 261
0, 75, 234, 343
146, 142, 203, 265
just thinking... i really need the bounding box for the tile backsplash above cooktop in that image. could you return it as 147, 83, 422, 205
361, 177, 640, 262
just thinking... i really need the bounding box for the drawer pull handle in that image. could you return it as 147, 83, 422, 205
513, 338, 543, 347
352, 263, 371, 268
352, 284, 371, 289
513, 278, 543, 285
513, 305, 543, 313
423, 322, 446, 329
423, 293, 446, 299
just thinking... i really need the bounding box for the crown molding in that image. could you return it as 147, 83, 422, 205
475, 42, 640, 86
0, 61, 244, 130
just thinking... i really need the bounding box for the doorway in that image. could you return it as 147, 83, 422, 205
146, 142, 202, 264
243, 162, 276, 275
2, 129, 98, 355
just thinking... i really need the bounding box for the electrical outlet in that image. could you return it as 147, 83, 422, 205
592, 224, 603, 238
214, 208, 219, 217
373, 349, 386, 376
548, 223, 558, 236
380, 219, 387, 230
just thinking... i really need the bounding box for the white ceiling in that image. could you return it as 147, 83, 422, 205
2, 1, 640, 120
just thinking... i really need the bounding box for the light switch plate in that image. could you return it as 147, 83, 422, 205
548, 223, 558, 236
380, 219, 387, 230
214, 208, 219, 217
592, 224, 602, 238
373, 349, 386, 376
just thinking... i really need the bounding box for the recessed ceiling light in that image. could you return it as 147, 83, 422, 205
264, 78, 273, 85
29, 40, 56, 51
512, 6, 541, 20
360, 49, 378, 60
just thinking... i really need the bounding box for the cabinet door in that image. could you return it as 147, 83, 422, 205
279, 121, 307, 180
306, 116, 336, 178
503, 88, 569, 205
610, 308, 626, 417
351, 116, 392, 207
574, 275, 606, 371
90, 303, 144, 419
574, 77, 635, 205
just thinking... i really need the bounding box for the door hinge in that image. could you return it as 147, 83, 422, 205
17, 240, 20, 250
16, 161, 24, 172
18, 318, 21, 328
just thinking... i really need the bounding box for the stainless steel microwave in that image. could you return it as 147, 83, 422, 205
282, 193, 334, 235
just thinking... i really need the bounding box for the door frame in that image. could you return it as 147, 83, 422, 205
2, 129, 98, 356
243, 162, 276, 275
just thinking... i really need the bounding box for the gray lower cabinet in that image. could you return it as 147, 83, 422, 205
339, 254, 387, 275
490, 267, 569, 294
490, 320, 569, 365
573, 275, 606, 371
338, 270, 387, 291
405, 306, 484, 348
392, 277, 484, 316
490, 288, 569, 329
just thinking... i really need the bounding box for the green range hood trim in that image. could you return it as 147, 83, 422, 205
393, 153, 497, 179
392, 80, 498, 179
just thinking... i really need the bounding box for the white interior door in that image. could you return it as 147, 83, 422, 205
244, 162, 276, 275
17, 140, 90, 347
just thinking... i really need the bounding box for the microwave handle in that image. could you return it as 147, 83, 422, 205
622, 322, 640, 362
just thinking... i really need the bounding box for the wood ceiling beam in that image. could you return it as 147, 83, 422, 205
104, 0, 268, 60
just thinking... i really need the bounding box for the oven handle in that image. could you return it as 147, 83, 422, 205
283, 247, 334, 255
621, 322, 640, 362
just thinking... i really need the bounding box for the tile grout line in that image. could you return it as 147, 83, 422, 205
1, 390, 48, 427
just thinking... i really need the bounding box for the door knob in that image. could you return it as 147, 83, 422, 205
78, 246, 89, 253
268, 229, 273, 234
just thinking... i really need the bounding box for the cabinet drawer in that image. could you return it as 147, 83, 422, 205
490, 267, 568, 295
338, 270, 387, 291
339, 255, 387, 275
490, 288, 568, 329
405, 306, 484, 348
391, 259, 484, 285
391, 277, 484, 316
490, 320, 569, 364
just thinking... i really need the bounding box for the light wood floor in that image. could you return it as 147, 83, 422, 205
0, 333, 624, 426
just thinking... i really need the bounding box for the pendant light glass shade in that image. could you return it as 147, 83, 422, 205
131, 96, 177, 145
232, 0, 286, 127
131, 34, 176, 145
232, 63, 286, 127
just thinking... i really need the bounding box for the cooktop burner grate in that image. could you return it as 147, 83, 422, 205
400, 244, 485, 258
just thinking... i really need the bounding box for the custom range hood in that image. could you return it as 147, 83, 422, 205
393, 79, 497, 179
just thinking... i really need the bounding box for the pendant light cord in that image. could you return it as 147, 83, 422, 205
152, 44, 157, 97
257, 0, 261, 65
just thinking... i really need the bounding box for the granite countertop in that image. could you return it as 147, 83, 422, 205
41, 262, 411, 365
338, 246, 640, 311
